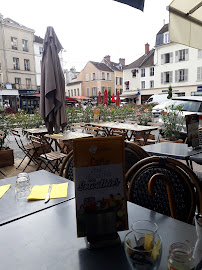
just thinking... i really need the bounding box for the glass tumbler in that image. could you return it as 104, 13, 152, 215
15, 175, 31, 199
124, 230, 162, 270
131, 220, 158, 237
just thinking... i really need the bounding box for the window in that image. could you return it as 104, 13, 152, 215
101, 72, 105, 80
176, 49, 189, 62
150, 67, 154, 76
68, 90, 70, 96
107, 73, 110, 80
141, 69, 145, 77
15, 78, 21, 85
11, 37, 18, 50
125, 81, 129, 89
22, 39, 28, 52
77, 88, 79, 96
120, 77, 123, 85
92, 87, 97, 96
101, 87, 105, 94
150, 80, 154, 88
86, 74, 89, 81
198, 50, 202, 59
141, 81, 145, 89
92, 73, 96, 80
175, 69, 188, 82
161, 53, 173, 64
116, 77, 119, 85
161, 71, 173, 84
71, 90, 73, 96
24, 59, 30, 71
26, 78, 31, 88
39, 47, 43, 55
13, 58, 20, 70
197, 67, 202, 80
0, 61, 1, 70
164, 32, 170, 44
87, 88, 90, 97
132, 69, 137, 77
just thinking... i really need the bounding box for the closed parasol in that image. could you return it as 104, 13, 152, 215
40, 26, 67, 134
112, 93, 115, 103
116, 91, 121, 106
103, 89, 108, 105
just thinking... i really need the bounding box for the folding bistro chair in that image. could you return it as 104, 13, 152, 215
59, 150, 74, 181
30, 135, 67, 174
11, 129, 40, 171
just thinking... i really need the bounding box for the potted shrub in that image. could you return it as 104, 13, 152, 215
159, 104, 185, 143
0, 112, 14, 167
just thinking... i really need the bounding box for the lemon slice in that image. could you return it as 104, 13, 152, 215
144, 233, 153, 250
151, 240, 161, 260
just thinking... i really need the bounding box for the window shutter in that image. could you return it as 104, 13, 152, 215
170, 52, 173, 63
185, 49, 189, 61
91, 73, 93, 80
184, 69, 188, 81
169, 71, 173, 83
161, 54, 164, 65
95, 73, 97, 80
109, 73, 111, 80
175, 70, 178, 82
175, 51, 179, 62
161, 72, 163, 84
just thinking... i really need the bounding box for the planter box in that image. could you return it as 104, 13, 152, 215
0, 148, 14, 167
159, 138, 184, 144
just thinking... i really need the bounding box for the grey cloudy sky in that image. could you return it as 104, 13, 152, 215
1, 0, 171, 71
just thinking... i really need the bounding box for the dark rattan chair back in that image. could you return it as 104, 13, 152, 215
126, 156, 202, 224
59, 150, 74, 181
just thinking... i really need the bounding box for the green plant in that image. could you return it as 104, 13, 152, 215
161, 104, 185, 141
108, 88, 112, 105
167, 85, 172, 99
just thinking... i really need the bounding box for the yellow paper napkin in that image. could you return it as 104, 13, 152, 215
50, 183, 68, 199
0, 184, 11, 199
52, 134, 63, 137
27, 185, 50, 200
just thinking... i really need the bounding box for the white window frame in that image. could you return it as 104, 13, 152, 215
24, 59, 30, 71
197, 67, 202, 80
101, 72, 105, 80
150, 67, 154, 76
22, 39, 28, 52
141, 69, 145, 77
141, 81, 145, 89
39, 47, 43, 55
161, 71, 173, 84
107, 73, 109, 80
26, 78, 31, 88
150, 80, 154, 88
77, 88, 79, 96
11, 37, 18, 50
175, 69, 188, 82
86, 74, 89, 81
87, 88, 90, 97
164, 32, 170, 44
13, 57, 20, 70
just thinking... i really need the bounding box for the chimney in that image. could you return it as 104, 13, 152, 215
104, 55, 110, 63
145, 43, 150, 55
119, 58, 125, 67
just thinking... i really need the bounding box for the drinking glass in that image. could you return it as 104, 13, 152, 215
131, 220, 158, 235
15, 174, 31, 199
124, 230, 162, 270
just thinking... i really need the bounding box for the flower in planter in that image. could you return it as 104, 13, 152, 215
136, 109, 152, 126
160, 104, 185, 141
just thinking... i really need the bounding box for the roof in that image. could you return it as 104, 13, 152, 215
34, 35, 44, 44
90, 61, 113, 72
124, 49, 155, 70
66, 81, 82, 86
3, 17, 34, 32
157, 23, 169, 35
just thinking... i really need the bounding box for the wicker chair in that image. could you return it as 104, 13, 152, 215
126, 156, 202, 224
59, 150, 74, 181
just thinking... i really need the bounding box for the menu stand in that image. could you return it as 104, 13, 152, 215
84, 211, 121, 249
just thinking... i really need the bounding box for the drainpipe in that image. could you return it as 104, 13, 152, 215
1, 21, 8, 83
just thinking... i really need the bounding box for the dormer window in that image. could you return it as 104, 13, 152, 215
164, 32, 170, 44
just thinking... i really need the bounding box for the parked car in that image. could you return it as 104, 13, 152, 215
146, 94, 169, 105
152, 99, 176, 117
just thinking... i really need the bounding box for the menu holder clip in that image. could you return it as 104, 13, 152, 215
84, 210, 121, 249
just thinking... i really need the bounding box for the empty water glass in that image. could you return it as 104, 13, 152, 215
15, 174, 31, 199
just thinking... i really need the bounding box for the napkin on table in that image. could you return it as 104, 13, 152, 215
0, 184, 11, 199
27, 183, 68, 200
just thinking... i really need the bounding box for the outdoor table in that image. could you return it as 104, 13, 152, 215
142, 142, 202, 169
45, 131, 93, 152
23, 127, 48, 136
0, 199, 196, 269
0, 170, 75, 226
90, 122, 158, 144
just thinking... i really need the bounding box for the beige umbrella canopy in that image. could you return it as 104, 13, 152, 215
40, 26, 67, 134
169, 0, 202, 49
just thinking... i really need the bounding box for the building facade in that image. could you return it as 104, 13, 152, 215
0, 14, 37, 111
123, 24, 202, 104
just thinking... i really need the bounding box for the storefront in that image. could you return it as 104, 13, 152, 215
0, 89, 19, 112
18, 90, 40, 113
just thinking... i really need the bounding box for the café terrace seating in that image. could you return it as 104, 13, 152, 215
126, 156, 202, 224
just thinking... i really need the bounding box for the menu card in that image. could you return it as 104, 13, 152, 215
73, 136, 128, 237
185, 114, 199, 147
93, 109, 100, 122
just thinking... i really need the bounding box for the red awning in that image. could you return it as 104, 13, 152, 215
66, 96, 77, 101
71, 96, 92, 100
26, 94, 40, 97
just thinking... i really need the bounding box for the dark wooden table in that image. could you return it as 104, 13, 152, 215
0, 199, 196, 269
0, 170, 75, 226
